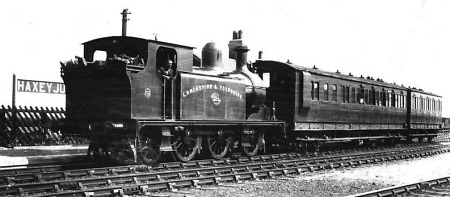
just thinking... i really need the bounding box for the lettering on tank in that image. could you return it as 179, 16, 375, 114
182, 84, 243, 100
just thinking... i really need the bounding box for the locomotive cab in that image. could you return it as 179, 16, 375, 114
60, 36, 195, 135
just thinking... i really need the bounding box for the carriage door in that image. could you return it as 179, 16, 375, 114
267, 71, 295, 121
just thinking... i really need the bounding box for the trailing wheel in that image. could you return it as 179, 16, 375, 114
240, 128, 263, 157
172, 129, 202, 162
206, 130, 232, 160
109, 139, 137, 165
138, 138, 161, 165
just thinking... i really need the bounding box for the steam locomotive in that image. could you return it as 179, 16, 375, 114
59, 29, 442, 164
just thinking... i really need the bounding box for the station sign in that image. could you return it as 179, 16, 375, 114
16, 79, 65, 94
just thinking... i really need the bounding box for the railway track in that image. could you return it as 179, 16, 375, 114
0, 144, 447, 197
0, 142, 431, 178
350, 176, 450, 197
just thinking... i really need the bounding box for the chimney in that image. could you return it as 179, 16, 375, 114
228, 30, 244, 60
235, 45, 250, 72
233, 31, 238, 39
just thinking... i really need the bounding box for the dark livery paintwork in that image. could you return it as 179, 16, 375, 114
59, 29, 442, 164
254, 60, 442, 143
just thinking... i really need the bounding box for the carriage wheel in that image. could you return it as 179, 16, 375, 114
312, 141, 324, 152
206, 132, 232, 160
418, 137, 424, 143
240, 129, 263, 157
406, 136, 413, 143
138, 138, 161, 165
172, 129, 202, 162
294, 141, 307, 152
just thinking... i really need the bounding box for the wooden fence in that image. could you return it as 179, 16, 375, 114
0, 105, 84, 147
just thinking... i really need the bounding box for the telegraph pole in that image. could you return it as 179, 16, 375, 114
121, 9, 131, 36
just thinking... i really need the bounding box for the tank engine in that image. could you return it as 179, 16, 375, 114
59, 32, 283, 164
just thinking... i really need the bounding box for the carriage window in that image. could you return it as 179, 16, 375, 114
350, 87, 356, 103
403, 94, 406, 108
416, 97, 419, 109
395, 94, 399, 108
324, 84, 329, 101
345, 86, 350, 103
420, 98, 423, 110
341, 86, 345, 103
374, 91, 378, 106
311, 81, 319, 100
422, 98, 425, 110
369, 89, 375, 105
416, 97, 419, 110
332, 84, 337, 102
357, 88, 364, 104
364, 89, 369, 104
386, 91, 391, 107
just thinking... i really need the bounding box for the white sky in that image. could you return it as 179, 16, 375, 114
1, 0, 449, 116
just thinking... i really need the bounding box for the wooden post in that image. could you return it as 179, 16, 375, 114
12, 74, 16, 107
121, 9, 131, 36
11, 75, 17, 146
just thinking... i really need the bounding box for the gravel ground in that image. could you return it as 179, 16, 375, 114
138, 150, 450, 197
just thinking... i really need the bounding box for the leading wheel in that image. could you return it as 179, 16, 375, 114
206, 131, 232, 160
240, 129, 263, 157
172, 129, 202, 162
